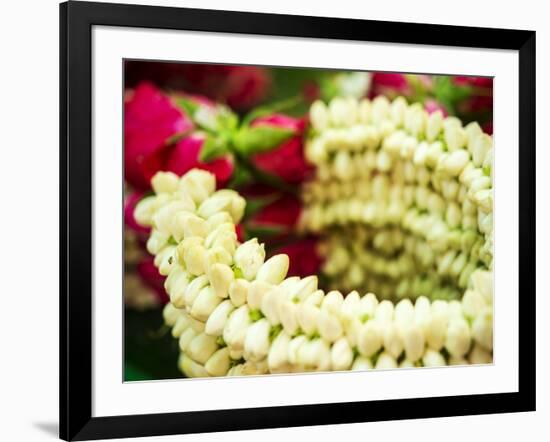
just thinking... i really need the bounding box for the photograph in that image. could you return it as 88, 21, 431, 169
123, 61, 494, 380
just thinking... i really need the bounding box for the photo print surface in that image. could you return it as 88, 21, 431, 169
123, 61, 494, 381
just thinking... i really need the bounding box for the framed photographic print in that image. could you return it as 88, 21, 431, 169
60, 1, 536, 440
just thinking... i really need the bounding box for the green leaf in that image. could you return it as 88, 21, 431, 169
233, 125, 295, 155
199, 134, 230, 162
242, 95, 303, 126
194, 105, 239, 133
174, 96, 200, 118
245, 224, 286, 240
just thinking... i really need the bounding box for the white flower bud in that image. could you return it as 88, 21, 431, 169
248, 280, 273, 310
383, 322, 404, 359
205, 212, 233, 233
469, 344, 492, 365
445, 318, 471, 357
208, 263, 234, 298
470, 270, 493, 305
162, 303, 180, 327
288, 335, 308, 365
183, 274, 209, 308
371, 96, 390, 124
329, 97, 356, 126
330, 337, 353, 371
215, 189, 246, 223
279, 300, 299, 335
470, 133, 492, 167
357, 321, 382, 357
358, 99, 372, 123
448, 356, 468, 366
404, 103, 426, 136
234, 239, 266, 281
438, 151, 470, 176
191, 285, 222, 322
390, 96, 408, 126
358, 293, 378, 321
228, 278, 250, 307
256, 254, 289, 284
151, 171, 179, 194
422, 349, 446, 367
167, 270, 190, 308
198, 194, 233, 219
321, 290, 344, 314
399, 359, 415, 368
395, 298, 415, 326
156, 246, 176, 276
183, 244, 207, 276
134, 196, 157, 226
287, 276, 318, 302
465, 121, 483, 146
146, 229, 169, 255
179, 169, 216, 204
177, 327, 197, 353
462, 289, 486, 319
375, 300, 394, 324
352, 356, 373, 371
473, 189, 492, 211
426, 110, 444, 142
306, 138, 328, 164
204, 246, 233, 272
268, 331, 291, 371
446, 202, 462, 229
472, 307, 493, 351
444, 124, 466, 151
205, 347, 231, 376
310, 100, 330, 130
261, 287, 282, 325
187, 333, 219, 364
340, 290, 361, 320
426, 307, 448, 351
179, 354, 209, 378
298, 339, 331, 371
223, 305, 251, 350
317, 310, 343, 342
375, 352, 397, 369
244, 318, 271, 362
172, 313, 191, 338
297, 303, 320, 336
401, 323, 425, 362
205, 300, 234, 336
333, 151, 353, 181
172, 212, 208, 241
295, 287, 319, 307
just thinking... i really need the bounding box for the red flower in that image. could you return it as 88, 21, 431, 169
251, 115, 312, 184
165, 134, 234, 187
124, 82, 193, 190
180, 65, 271, 111
136, 257, 168, 304
250, 194, 302, 232
424, 99, 448, 116
370, 73, 410, 97
276, 239, 323, 278
453, 76, 493, 88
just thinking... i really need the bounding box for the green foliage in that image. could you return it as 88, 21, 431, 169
124, 308, 182, 381
232, 125, 295, 155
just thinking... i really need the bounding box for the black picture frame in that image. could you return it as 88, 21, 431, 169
60, 1, 536, 440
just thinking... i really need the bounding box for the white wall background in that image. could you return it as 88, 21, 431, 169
0, 0, 546, 440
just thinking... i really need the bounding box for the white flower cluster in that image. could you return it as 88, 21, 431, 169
302, 96, 493, 297
136, 166, 493, 377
